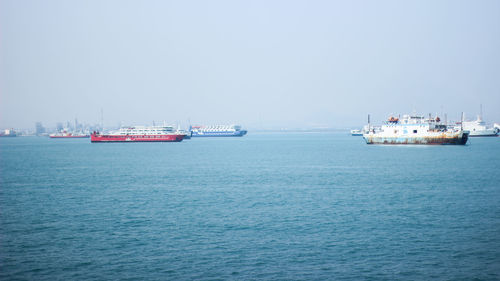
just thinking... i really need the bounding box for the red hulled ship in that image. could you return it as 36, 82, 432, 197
91, 125, 186, 142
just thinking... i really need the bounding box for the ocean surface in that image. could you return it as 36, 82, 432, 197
1, 133, 500, 280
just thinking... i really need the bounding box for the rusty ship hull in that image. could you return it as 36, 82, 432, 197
364, 131, 469, 145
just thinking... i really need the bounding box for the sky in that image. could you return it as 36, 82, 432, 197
1, 0, 499, 130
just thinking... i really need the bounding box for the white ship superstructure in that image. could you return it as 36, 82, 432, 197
111, 125, 178, 135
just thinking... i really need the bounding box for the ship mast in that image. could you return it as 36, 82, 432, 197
461, 112, 464, 131
368, 114, 371, 133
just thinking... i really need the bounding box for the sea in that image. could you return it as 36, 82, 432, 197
1, 133, 499, 280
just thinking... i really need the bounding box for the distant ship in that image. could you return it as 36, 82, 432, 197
177, 130, 192, 139
50, 131, 90, 138
0, 129, 17, 137
458, 116, 499, 137
363, 114, 469, 145
351, 125, 371, 136
350, 129, 363, 136
190, 125, 247, 137
175, 126, 192, 139
91, 125, 186, 142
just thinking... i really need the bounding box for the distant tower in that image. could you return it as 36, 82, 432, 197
100, 108, 104, 130
35, 122, 45, 135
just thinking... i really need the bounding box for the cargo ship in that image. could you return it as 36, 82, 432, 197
91, 125, 186, 142
0, 129, 17, 137
50, 131, 90, 138
363, 114, 469, 145
190, 125, 247, 137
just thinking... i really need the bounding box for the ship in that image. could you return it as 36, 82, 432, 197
350, 129, 363, 136
0, 129, 17, 137
50, 131, 90, 138
457, 115, 499, 137
190, 125, 247, 137
177, 130, 192, 139
363, 114, 469, 145
351, 125, 371, 136
175, 125, 192, 140
456, 105, 499, 137
91, 125, 186, 142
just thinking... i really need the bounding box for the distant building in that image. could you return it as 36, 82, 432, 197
35, 122, 45, 135
56, 122, 63, 132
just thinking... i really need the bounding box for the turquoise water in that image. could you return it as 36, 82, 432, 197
1, 134, 500, 280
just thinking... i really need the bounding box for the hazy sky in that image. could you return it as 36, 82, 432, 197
1, 0, 499, 129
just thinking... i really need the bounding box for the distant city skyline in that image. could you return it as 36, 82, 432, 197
1, 0, 499, 129
1, 107, 497, 131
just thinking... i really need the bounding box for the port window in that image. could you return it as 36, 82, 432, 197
413, 130, 418, 134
